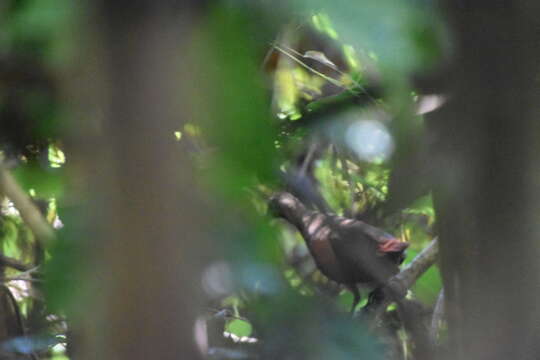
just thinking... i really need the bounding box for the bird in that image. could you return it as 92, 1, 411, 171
268, 191, 408, 313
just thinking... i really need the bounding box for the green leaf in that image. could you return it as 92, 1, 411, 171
293, 0, 443, 74
193, 5, 279, 201
13, 165, 65, 199
44, 205, 87, 312
226, 319, 253, 337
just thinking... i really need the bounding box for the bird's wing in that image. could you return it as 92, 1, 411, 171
334, 216, 409, 253
328, 218, 404, 285
378, 238, 409, 253
328, 224, 383, 284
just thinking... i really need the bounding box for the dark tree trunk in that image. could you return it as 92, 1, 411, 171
70, 2, 208, 359
433, 2, 540, 359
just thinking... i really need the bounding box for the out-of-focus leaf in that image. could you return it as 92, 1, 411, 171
6, 0, 76, 66
48, 144, 66, 168
213, 211, 281, 265
193, 5, 279, 201
311, 13, 339, 39
0, 335, 60, 355
336, 290, 368, 311
44, 205, 87, 312
51, 354, 69, 360
226, 319, 253, 337
405, 193, 435, 219
250, 288, 385, 360
293, 0, 443, 75
413, 263, 441, 304
0, 218, 21, 256
13, 165, 65, 199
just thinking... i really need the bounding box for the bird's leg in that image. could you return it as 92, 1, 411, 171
346, 284, 361, 315
362, 287, 386, 316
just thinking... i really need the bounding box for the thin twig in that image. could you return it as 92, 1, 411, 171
273, 43, 382, 108
337, 151, 356, 217
272, 44, 347, 90
4, 276, 42, 283
329, 145, 351, 214
299, 140, 318, 177
0, 254, 33, 272
207, 308, 250, 322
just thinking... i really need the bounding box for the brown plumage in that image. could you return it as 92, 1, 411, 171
269, 192, 408, 313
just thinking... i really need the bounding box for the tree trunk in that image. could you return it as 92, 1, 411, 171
433, 2, 540, 359
70, 2, 208, 359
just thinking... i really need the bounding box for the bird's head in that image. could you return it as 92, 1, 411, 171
267, 192, 305, 220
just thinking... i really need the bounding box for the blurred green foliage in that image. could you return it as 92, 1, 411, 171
0, 0, 444, 358
293, 0, 444, 75
194, 2, 443, 358
3, 0, 75, 66
194, 5, 279, 197
226, 319, 253, 337
0, 1, 75, 358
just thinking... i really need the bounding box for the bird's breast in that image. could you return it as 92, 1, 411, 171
308, 230, 348, 283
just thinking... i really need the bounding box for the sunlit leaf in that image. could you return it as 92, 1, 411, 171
226, 319, 253, 337
13, 165, 65, 199
294, 0, 443, 74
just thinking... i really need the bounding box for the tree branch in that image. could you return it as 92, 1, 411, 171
430, 288, 445, 343
0, 166, 55, 243
364, 237, 439, 316
380, 238, 439, 360
390, 237, 439, 294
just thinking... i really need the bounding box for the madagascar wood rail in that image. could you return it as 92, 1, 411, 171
269, 191, 408, 313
